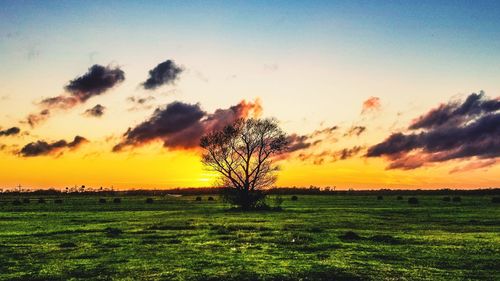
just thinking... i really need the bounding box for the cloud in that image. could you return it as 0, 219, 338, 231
142, 60, 183, 90
113, 99, 262, 151
409, 91, 499, 130
337, 146, 364, 160
311, 126, 339, 137
449, 159, 497, 174
297, 146, 364, 165
19, 136, 88, 157
344, 126, 366, 137
127, 96, 156, 111
84, 104, 106, 117
25, 65, 124, 127
286, 134, 313, 152
367, 92, 500, 170
0, 127, 20, 137
361, 96, 381, 114
65, 65, 125, 101
26, 109, 51, 127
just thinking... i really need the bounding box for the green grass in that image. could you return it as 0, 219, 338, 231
0, 194, 499, 280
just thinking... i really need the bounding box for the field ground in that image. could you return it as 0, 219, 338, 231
0, 194, 499, 281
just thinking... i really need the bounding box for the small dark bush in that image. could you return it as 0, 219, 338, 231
492, 197, 500, 204
59, 242, 77, 248
99, 198, 106, 204
22, 198, 30, 204
338, 231, 361, 241
195, 196, 202, 201
104, 227, 123, 237
220, 187, 267, 210
408, 197, 419, 204
452, 196, 461, 202
377, 195, 383, 200
54, 199, 63, 204
273, 195, 284, 210
113, 198, 121, 203
443, 197, 451, 202
146, 198, 154, 204
308, 226, 323, 233
38, 198, 46, 204
208, 196, 214, 201
370, 235, 400, 244
291, 195, 298, 201
12, 199, 22, 206
396, 196, 403, 200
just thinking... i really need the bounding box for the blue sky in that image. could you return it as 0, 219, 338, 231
1, 1, 499, 189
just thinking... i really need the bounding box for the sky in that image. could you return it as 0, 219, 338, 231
1, 0, 499, 190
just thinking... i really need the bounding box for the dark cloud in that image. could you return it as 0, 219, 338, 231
344, 126, 366, 137
0, 127, 20, 137
311, 126, 339, 137
19, 136, 88, 157
297, 146, 364, 165
127, 96, 156, 111
367, 92, 500, 170
337, 146, 364, 160
26, 65, 124, 127
142, 60, 183, 90
361, 96, 381, 114
286, 134, 313, 152
128, 96, 155, 105
65, 65, 125, 101
113, 99, 262, 151
409, 91, 500, 130
84, 104, 106, 118
26, 109, 50, 127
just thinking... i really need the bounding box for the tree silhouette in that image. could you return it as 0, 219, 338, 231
200, 118, 288, 209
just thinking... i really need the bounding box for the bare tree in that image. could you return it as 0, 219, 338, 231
200, 118, 288, 209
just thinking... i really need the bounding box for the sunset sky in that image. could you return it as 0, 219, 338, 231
1, 1, 499, 190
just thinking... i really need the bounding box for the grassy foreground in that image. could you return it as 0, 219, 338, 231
0, 194, 499, 281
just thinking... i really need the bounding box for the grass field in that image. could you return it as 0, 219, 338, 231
0, 194, 499, 281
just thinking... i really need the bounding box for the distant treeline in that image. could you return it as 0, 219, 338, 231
1, 187, 499, 196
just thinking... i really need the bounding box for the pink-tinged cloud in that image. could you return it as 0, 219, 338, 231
113, 99, 262, 151
25, 65, 124, 127
367, 91, 500, 170
361, 96, 381, 114
449, 159, 497, 174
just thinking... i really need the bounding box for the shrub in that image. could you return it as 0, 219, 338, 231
22, 198, 30, 204
492, 197, 500, 204
104, 227, 123, 237
396, 196, 403, 200
377, 195, 383, 200
195, 196, 202, 201
12, 199, 22, 206
220, 188, 267, 210
452, 196, 461, 202
273, 195, 284, 209
338, 231, 361, 240
59, 242, 77, 248
146, 198, 154, 204
291, 195, 298, 201
113, 198, 121, 203
370, 234, 400, 244
99, 198, 107, 204
408, 197, 419, 205
38, 198, 46, 204
54, 199, 63, 204
207, 196, 214, 201
443, 197, 451, 202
